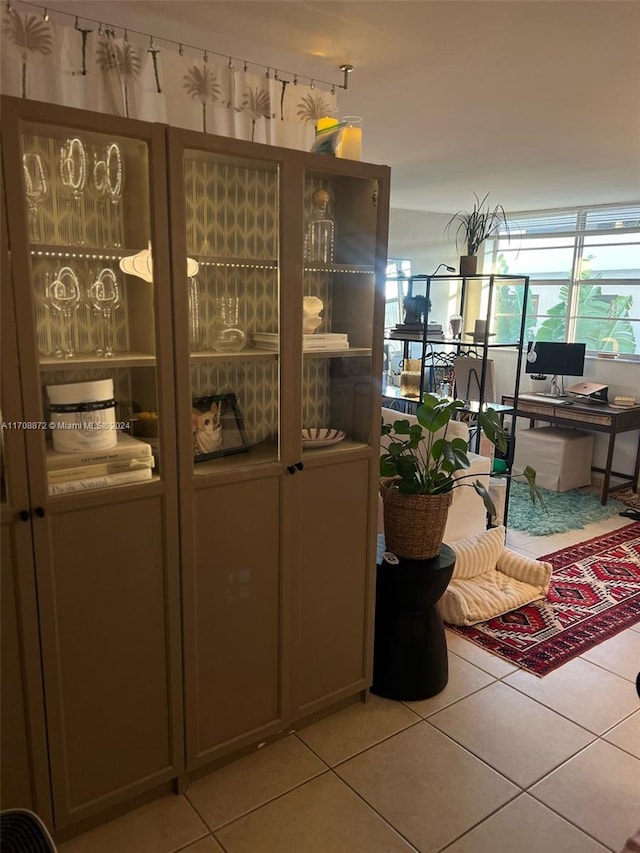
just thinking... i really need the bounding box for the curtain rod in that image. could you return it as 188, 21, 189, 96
8, 0, 354, 93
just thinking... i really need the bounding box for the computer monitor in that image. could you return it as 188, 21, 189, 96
526, 341, 586, 397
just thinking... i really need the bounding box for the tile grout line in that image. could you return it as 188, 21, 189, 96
422, 713, 597, 792
525, 787, 619, 853
325, 765, 422, 853
186, 764, 332, 835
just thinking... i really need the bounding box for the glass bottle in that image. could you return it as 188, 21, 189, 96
304, 189, 335, 264
188, 275, 203, 351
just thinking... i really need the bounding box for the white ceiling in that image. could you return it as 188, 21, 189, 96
49, 1, 640, 214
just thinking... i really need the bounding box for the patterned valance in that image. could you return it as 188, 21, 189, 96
1, 4, 339, 149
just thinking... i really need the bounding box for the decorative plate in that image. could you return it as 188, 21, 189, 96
302, 428, 346, 447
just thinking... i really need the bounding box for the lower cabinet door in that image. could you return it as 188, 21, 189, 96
295, 457, 375, 717
1, 511, 51, 824
33, 493, 182, 829
184, 474, 284, 769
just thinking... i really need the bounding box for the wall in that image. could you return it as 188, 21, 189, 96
388, 208, 457, 275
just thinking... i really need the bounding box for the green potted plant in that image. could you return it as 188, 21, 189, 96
445, 192, 509, 276
380, 394, 541, 559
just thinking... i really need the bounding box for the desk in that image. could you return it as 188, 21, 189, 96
502, 395, 640, 504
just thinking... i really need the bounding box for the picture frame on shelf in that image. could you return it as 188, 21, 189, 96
192, 392, 248, 462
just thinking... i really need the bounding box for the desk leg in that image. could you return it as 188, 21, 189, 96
601, 430, 617, 504
633, 433, 640, 493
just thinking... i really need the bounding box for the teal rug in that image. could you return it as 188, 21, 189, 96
508, 480, 626, 536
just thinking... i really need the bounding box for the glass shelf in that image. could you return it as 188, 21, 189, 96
40, 351, 155, 369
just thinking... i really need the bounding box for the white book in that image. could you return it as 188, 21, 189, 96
47, 456, 155, 484
46, 432, 153, 471
48, 466, 153, 496
304, 342, 350, 351
304, 335, 349, 343
254, 339, 350, 351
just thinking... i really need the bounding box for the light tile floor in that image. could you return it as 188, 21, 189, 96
59, 515, 640, 853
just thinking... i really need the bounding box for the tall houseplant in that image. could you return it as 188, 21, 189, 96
445, 192, 509, 276
380, 394, 541, 559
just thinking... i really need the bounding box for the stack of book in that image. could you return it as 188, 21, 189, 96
254, 332, 349, 351
389, 322, 444, 340
46, 432, 155, 496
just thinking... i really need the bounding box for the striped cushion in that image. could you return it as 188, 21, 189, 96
440, 527, 552, 626
497, 550, 552, 588
449, 525, 506, 580
439, 569, 550, 626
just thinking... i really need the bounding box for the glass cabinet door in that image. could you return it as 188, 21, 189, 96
301, 169, 382, 455
13, 117, 164, 497
181, 148, 280, 473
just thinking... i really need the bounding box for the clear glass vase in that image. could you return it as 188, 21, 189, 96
188, 275, 203, 351
212, 296, 246, 353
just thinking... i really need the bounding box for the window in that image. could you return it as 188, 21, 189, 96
485, 204, 640, 358
384, 259, 411, 332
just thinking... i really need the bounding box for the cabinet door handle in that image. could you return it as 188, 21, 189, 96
295, 461, 304, 471
286, 465, 296, 475
34, 506, 46, 518
19, 509, 30, 522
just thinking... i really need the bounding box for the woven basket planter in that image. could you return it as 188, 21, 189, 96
380, 479, 453, 560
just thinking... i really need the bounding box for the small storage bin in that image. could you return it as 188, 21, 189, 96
514, 426, 594, 492
47, 379, 117, 452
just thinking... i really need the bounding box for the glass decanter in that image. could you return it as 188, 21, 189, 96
304, 189, 335, 264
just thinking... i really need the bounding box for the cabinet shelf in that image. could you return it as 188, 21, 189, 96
188, 347, 372, 361
39, 351, 156, 369
304, 263, 374, 275
30, 246, 142, 262
192, 439, 278, 477
192, 255, 278, 270
189, 347, 278, 362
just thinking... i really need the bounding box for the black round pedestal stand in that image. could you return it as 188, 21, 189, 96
371, 544, 456, 701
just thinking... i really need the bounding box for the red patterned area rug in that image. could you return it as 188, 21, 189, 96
448, 522, 640, 676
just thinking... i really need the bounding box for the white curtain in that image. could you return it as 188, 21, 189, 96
1, 4, 339, 150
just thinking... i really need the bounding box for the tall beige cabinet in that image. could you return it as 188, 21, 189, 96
167, 132, 389, 769
1, 94, 390, 832
1, 97, 184, 832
